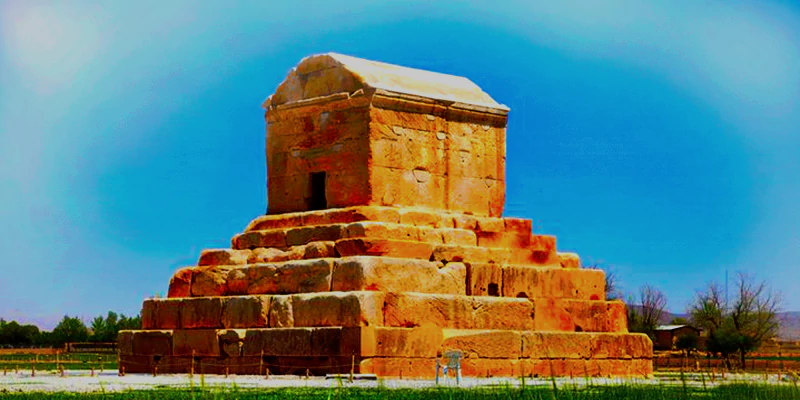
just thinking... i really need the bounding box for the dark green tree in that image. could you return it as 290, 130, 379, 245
51, 316, 89, 346
89, 316, 107, 342
676, 332, 699, 356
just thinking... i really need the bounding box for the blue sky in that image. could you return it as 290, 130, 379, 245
1, 0, 798, 329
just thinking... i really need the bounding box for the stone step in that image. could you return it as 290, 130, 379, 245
231, 223, 481, 250
360, 357, 653, 378
171, 258, 599, 301
118, 328, 652, 376
202, 234, 560, 268
243, 206, 535, 235
168, 257, 466, 298
468, 263, 605, 300
144, 291, 625, 333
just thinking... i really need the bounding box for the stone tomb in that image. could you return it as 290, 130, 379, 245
119, 53, 652, 377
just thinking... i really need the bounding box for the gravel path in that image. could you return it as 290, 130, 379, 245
0, 370, 795, 393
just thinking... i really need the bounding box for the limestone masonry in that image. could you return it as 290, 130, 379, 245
119, 53, 653, 378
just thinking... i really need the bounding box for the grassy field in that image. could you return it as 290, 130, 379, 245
0, 353, 116, 371
1, 384, 799, 399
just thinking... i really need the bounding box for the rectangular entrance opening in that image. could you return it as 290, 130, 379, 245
309, 172, 327, 210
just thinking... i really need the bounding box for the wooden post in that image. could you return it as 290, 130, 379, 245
31, 363, 35, 377
56, 351, 60, 373
120, 366, 125, 377
153, 365, 158, 377
349, 354, 355, 383
259, 351, 264, 377
190, 350, 195, 378
225, 366, 229, 378
90, 367, 95, 377
306, 368, 310, 379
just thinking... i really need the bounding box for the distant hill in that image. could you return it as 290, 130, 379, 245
627, 306, 800, 341
778, 312, 800, 340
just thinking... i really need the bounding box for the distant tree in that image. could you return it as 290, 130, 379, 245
117, 314, 141, 331
0, 320, 41, 347
89, 316, 107, 342
670, 317, 688, 325
729, 273, 781, 368
586, 262, 622, 301
676, 332, 699, 356
51, 316, 89, 347
689, 274, 781, 369
627, 285, 667, 338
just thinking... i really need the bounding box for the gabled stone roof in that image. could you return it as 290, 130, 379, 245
263, 53, 508, 113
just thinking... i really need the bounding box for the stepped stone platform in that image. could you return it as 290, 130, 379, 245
119, 53, 653, 377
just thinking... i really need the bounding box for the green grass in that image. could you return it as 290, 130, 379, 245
0, 353, 116, 371
1, 384, 799, 399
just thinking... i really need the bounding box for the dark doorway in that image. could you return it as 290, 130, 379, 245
309, 172, 327, 210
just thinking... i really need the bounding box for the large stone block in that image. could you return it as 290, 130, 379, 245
307, 327, 365, 358
145, 298, 181, 330
303, 241, 336, 259
246, 259, 333, 295
557, 252, 581, 269
232, 230, 288, 250
198, 249, 251, 266
344, 222, 419, 241
118, 331, 134, 356
247, 247, 302, 264
370, 134, 447, 175
168, 267, 193, 298
467, 263, 502, 296
173, 329, 220, 357
222, 296, 271, 329
383, 293, 534, 330
369, 166, 447, 212
292, 292, 384, 327
243, 328, 313, 357
132, 330, 172, 356
245, 206, 402, 232
180, 297, 224, 329
398, 209, 451, 228
439, 229, 478, 246
334, 238, 433, 259
331, 256, 466, 295
502, 267, 605, 300
191, 266, 235, 297
371, 326, 443, 357
560, 299, 628, 333
141, 300, 157, 329
430, 244, 498, 264
218, 329, 246, 358
589, 333, 653, 359
531, 298, 574, 331
440, 330, 522, 359
323, 166, 373, 210
358, 357, 436, 379
459, 358, 522, 378
286, 224, 347, 246
522, 332, 592, 359
269, 295, 294, 327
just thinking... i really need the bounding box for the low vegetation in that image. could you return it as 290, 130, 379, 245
1, 384, 799, 399
0, 312, 140, 348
